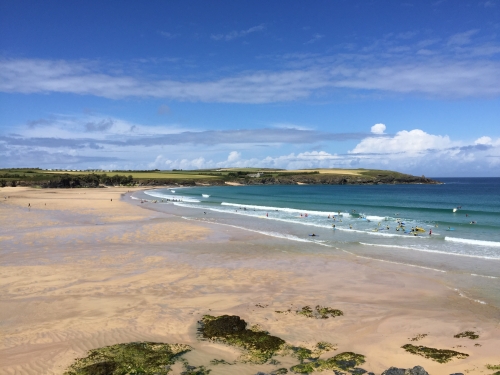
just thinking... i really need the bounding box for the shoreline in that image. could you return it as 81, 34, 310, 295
1, 187, 499, 374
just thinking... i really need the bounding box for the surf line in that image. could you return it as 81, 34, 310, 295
181, 216, 332, 247
359, 242, 500, 260
447, 287, 487, 305
341, 249, 447, 273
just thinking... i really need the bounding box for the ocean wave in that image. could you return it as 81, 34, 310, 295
174, 202, 432, 241
220, 202, 352, 217
360, 242, 500, 260
145, 190, 200, 203
445, 237, 500, 247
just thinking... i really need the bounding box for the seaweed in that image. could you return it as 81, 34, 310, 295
271, 369, 289, 374
199, 315, 285, 363
209, 359, 232, 365
63, 342, 192, 375
289, 352, 365, 374
454, 331, 479, 340
297, 306, 314, 318
295, 305, 343, 319
315, 305, 343, 319
486, 364, 500, 370
401, 344, 469, 363
409, 334, 428, 342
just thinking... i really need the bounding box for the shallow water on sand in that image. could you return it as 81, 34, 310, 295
133, 179, 500, 308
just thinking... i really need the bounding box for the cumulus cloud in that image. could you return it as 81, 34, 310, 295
475, 136, 492, 145
227, 151, 241, 162
371, 123, 386, 134
351, 129, 453, 155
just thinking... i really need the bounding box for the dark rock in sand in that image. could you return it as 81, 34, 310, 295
381, 366, 429, 375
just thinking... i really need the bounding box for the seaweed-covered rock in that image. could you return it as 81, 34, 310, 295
290, 351, 365, 373
64, 342, 191, 375
295, 305, 344, 319
199, 315, 285, 363
381, 366, 429, 375
454, 331, 479, 340
401, 344, 468, 363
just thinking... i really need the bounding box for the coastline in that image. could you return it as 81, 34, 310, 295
1, 187, 498, 374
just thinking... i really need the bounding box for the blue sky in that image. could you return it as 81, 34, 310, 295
1, 0, 499, 176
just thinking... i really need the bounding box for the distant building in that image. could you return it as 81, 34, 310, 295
248, 172, 262, 178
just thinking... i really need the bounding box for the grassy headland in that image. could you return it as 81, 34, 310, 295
0, 167, 440, 188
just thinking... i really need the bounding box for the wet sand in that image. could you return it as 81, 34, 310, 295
0, 187, 499, 374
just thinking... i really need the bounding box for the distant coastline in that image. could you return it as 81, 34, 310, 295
0, 167, 441, 188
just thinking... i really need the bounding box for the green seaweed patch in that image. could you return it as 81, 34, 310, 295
454, 331, 479, 340
283, 342, 336, 364
271, 369, 289, 374
296, 305, 343, 319
255, 303, 268, 308
401, 344, 469, 363
486, 364, 500, 370
409, 333, 428, 342
199, 315, 285, 363
209, 359, 232, 365
64, 342, 191, 375
290, 352, 365, 373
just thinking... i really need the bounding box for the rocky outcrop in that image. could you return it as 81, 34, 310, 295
238, 174, 440, 186
381, 366, 429, 375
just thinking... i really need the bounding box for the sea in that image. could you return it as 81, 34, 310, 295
133, 177, 500, 305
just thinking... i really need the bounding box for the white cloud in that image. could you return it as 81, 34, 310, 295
305, 34, 324, 45
371, 123, 386, 134
227, 151, 241, 162
211, 24, 265, 41
448, 30, 479, 46
351, 129, 453, 155
2, 56, 500, 103
475, 136, 492, 145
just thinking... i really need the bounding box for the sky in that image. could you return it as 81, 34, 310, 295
1, 0, 499, 177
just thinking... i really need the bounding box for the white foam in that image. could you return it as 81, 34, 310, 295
450, 288, 487, 304
445, 237, 500, 248
221, 202, 351, 217
360, 242, 500, 260
471, 273, 498, 279
145, 190, 200, 203
365, 215, 387, 222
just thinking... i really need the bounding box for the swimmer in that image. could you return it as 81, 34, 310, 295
349, 224, 352, 229
332, 224, 336, 229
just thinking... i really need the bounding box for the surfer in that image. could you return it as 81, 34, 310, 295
429, 229, 432, 235
310, 233, 316, 237
470, 221, 476, 224
266, 213, 268, 217
349, 224, 352, 229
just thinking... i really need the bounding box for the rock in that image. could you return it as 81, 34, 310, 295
381, 366, 429, 375
449, 373, 464, 375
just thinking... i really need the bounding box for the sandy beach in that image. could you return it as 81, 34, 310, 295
1, 187, 499, 375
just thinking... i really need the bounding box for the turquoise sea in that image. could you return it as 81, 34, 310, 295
134, 178, 500, 301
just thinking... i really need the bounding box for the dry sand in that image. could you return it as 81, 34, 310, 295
0, 187, 499, 375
